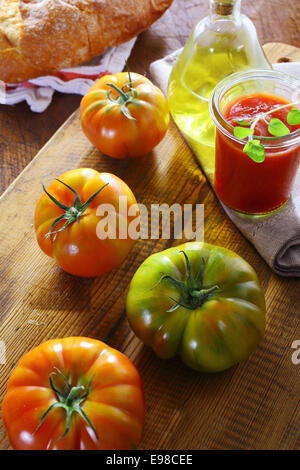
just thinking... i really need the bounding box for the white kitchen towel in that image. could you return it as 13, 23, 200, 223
150, 50, 300, 277
0, 38, 136, 113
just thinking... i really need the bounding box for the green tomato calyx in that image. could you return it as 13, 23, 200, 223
156, 251, 219, 312
34, 367, 98, 443
43, 179, 109, 241
106, 70, 138, 120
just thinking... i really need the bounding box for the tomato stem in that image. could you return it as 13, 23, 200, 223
43, 179, 109, 241
106, 71, 138, 121
34, 367, 98, 443
107, 82, 129, 102
155, 252, 219, 312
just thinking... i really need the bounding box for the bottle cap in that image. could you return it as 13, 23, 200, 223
215, 1, 235, 16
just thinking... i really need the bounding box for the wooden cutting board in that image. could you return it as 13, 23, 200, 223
0, 43, 299, 450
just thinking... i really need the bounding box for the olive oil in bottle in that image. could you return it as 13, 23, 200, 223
167, 0, 271, 176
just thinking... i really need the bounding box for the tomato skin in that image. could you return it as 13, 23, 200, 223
126, 242, 266, 372
34, 168, 138, 277
80, 72, 170, 159
2, 337, 145, 450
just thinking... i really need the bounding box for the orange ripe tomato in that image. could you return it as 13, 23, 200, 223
80, 72, 170, 158
34, 168, 138, 277
2, 337, 145, 450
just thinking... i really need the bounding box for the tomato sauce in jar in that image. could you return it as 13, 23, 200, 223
214, 93, 300, 214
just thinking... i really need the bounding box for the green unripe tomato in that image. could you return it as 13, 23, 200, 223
126, 242, 266, 372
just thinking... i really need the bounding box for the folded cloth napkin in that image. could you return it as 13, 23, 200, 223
0, 38, 136, 113
150, 50, 300, 278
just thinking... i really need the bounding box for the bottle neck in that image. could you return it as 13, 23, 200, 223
209, 0, 241, 22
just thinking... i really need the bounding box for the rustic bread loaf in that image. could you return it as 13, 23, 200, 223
0, 0, 173, 83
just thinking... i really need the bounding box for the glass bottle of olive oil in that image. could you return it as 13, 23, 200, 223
167, 0, 271, 177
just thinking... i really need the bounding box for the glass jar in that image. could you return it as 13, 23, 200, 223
209, 69, 300, 215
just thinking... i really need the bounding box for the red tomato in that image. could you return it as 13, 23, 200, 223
34, 168, 138, 277
80, 72, 170, 158
2, 337, 145, 450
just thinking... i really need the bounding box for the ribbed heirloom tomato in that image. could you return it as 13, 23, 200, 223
80, 72, 170, 158
2, 337, 145, 450
126, 242, 266, 372
34, 168, 138, 277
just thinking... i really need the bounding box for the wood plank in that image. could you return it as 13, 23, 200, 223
0, 44, 299, 450
264, 42, 300, 63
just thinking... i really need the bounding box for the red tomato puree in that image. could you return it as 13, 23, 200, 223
214, 92, 300, 213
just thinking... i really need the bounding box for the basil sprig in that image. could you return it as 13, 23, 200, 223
233, 104, 300, 163
287, 108, 300, 125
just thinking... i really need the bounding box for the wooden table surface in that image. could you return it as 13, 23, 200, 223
0, 0, 299, 450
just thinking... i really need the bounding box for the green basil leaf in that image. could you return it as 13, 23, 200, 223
243, 139, 265, 163
287, 108, 300, 126
235, 120, 251, 126
234, 126, 254, 139
268, 118, 290, 137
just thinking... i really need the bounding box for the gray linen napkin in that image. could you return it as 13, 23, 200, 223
150, 50, 300, 277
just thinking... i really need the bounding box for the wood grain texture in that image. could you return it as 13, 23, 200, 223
0, 42, 299, 450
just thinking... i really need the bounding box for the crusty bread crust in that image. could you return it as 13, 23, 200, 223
0, 0, 173, 83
